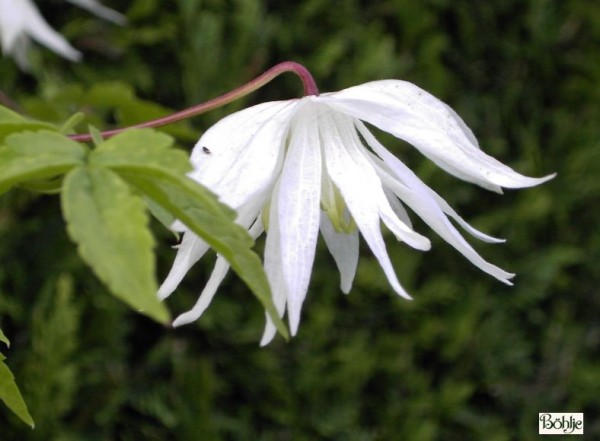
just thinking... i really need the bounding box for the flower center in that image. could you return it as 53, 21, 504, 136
321, 175, 356, 234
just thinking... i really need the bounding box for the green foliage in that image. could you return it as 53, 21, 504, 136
0, 131, 85, 195
0, 0, 598, 439
0, 121, 287, 423
91, 129, 287, 337
21, 274, 80, 435
0, 336, 34, 428
62, 165, 169, 323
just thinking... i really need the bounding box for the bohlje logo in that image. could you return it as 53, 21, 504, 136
539, 413, 584, 435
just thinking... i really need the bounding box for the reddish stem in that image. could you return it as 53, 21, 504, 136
70, 61, 319, 143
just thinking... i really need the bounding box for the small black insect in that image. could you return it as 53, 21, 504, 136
201, 146, 211, 154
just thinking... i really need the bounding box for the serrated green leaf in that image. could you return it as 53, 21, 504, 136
0, 106, 58, 143
89, 129, 286, 337
119, 170, 289, 340
0, 122, 60, 145
91, 128, 192, 175
0, 328, 8, 347
6, 130, 86, 156
0, 131, 86, 195
17, 176, 64, 194
61, 166, 169, 324
0, 106, 27, 123
144, 195, 178, 236
0, 354, 34, 428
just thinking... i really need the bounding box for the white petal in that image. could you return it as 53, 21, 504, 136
320, 109, 417, 299
320, 211, 359, 294
66, 0, 127, 25
427, 191, 505, 244
172, 255, 230, 327
321, 80, 554, 191
260, 181, 288, 346
360, 122, 503, 244
172, 210, 265, 327
188, 100, 298, 210
276, 104, 322, 335
384, 187, 412, 228
357, 123, 514, 284
158, 232, 209, 300
323, 109, 430, 251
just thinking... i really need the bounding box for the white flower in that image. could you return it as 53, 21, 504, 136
159, 80, 554, 345
0, 0, 125, 69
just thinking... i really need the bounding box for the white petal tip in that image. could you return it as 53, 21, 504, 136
260, 327, 276, 346
536, 173, 557, 185
418, 238, 432, 251
500, 172, 557, 190
340, 283, 352, 294
157, 286, 173, 301
390, 281, 413, 300
518, 173, 557, 188
398, 291, 413, 300
259, 336, 273, 347
172, 312, 198, 327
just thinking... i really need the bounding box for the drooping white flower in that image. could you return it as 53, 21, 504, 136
159, 80, 554, 345
0, 0, 125, 69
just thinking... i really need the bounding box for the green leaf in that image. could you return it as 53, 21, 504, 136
0, 106, 58, 144
89, 128, 286, 337
0, 131, 86, 195
144, 195, 178, 235
91, 128, 192, 175
90, 129, 287, 338
61, 166, 169, 324
0, 122, 60, 145
0, 328, 8, 347
0, 106, 27, 123
17, 176, 64, 194
121, 171, 289, 340
0, 354, 34, 428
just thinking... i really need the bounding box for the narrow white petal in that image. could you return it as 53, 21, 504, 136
158, 233, 209, 300
357, 123, 514, 284
261, 182, 288, 346
320, 109, 415, 299
324, 110, 430, 251
321, 81, 554, 191
384, 187, 412, 228
0, 0, 26, 50
172, 255, 230, 327
13, 0, 81, 61
170, 207, 264, 327
188, 101, 298, 210
277, 105, 322, 335
360, 122, 503, 244
428, 191, 505, 244
66, 0, 127, 25
320, 211, 359, 294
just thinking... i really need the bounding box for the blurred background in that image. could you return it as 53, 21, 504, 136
0, 0, 598, 439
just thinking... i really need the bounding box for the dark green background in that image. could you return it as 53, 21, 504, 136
1, 0, 598, 439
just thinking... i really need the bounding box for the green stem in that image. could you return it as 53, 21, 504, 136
70, 61, 319, 143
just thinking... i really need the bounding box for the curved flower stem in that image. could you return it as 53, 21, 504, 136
69, 61, 319, 142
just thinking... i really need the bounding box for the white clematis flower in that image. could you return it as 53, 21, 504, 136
0, 0, 125, 69
159, 80, 554, 345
